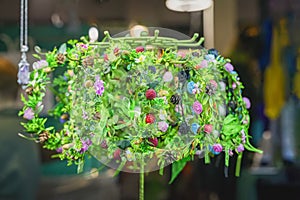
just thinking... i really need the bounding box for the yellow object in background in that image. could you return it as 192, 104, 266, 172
293, 50, 300, 99
263, 27, 286, 119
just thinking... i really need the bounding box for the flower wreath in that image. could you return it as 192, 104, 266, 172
19, 30, 262, 181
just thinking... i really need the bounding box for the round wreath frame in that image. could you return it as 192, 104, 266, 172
19, 30, 262, 177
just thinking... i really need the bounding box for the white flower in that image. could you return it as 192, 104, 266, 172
135, 55, 146, 63
163, 71, 173, 82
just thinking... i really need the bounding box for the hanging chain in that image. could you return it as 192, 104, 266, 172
18, 0, 30, 88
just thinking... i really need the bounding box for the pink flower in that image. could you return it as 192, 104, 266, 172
136, 46, 144, 53
200, 60, 208, 68
113, 148, 121, 160
148, 137, 158, 147
243, 97, 251, 109
158, 121, 169, 132
145, 114, 155, 124
192, 101, 203, 115
229, 149, 234, 156
103, 54, 109, 62
232, 82, 237, 89
113, 47, 120, 55
163, 71, 173, 82
145, 89, 156, 100
204, 124, 213, 133
236, 144, 244, 152
224, 63, 234, 72
213, 144, 223, 153
23, 108, 34, 120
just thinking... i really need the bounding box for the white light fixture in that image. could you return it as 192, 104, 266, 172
165, 0, 213, 12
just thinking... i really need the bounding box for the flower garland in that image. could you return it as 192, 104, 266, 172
19, 32, 262, 180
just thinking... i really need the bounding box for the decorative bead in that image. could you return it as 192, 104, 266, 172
170, 94, 181, 104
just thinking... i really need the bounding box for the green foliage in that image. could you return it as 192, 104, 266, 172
19, 32, 261, 179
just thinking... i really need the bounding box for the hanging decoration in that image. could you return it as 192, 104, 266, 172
18, 0, 30, 88
18, 28, 262, 200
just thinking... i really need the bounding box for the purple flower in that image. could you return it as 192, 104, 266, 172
241, 130, 246, 143
193, 101, 203, 115
100, 140, 108, 149
56, 147, 63, 153
229, 149, 234, 156
80, 139, 92, 153
236, 144, 244, 152
243, 97, 251, 109
23, 108, 34, 120
200, 59, 208, 68
224, 63, 234, 72
94, 76, 105, 96
158, 121, 169, 132
33, 60, 48, 70
213, 143, 223, 153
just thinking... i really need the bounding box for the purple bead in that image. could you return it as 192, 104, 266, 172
17, 61, 30, 85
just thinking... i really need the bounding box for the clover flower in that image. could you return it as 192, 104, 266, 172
158, 121, 169, 132
94, 76, 105, 96
145, 89, 156, 100
33, 60, 48, 70
242, 97, 251, 109
192, 101, 203, 115
80, 139, 92, 153
56, 147, 63, 153
148, 66, 156, 74
163, 71, 173, 82
241, 130, 246, 143
125, 149, 134, 161
236, 144, 244, 152
135, 55, 146, 63
199, 60, 208, 68
204, 124, 213, 133
23, 108, 34, 120
145, 114, 155, 124
229, 149, 234, 156
159, 110, 167, 120
113, 148, 121, 160
224, 63, 234, 72
135, 46, 144, 53
148, 137, 158, 147
100, 140, 108, 149
212, 143, 223, 154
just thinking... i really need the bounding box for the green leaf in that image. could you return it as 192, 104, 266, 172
169, 156, 191, 184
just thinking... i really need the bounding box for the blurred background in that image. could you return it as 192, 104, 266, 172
1, 0, 300, 199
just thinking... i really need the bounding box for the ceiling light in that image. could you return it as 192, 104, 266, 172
165, 0, 213, 12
